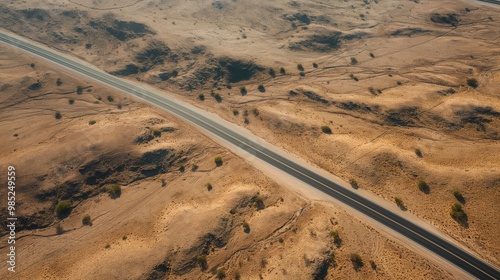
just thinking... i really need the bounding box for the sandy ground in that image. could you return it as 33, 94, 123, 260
0, 0, 499, 278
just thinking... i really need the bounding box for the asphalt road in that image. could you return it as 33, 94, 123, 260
1, 31, 499, 279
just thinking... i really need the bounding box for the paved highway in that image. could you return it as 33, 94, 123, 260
1, 31, 499, 279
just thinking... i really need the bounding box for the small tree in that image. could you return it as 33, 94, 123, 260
350, 253, 364, 271
369, 53, 375, 58
214, 156, 223, 166
82, 214, 92, 226
321, 126, 332, 134
453, 190, 465, 203
252, 108, 259, 116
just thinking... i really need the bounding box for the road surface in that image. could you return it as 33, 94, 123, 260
0, 31, 499, 279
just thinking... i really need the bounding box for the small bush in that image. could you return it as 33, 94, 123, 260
258, 85, 265, 92
369, 53, 375, 58
242, 222, 250, 233
82, 214, 92, 226
178, 164, 185, 172
216, 268, 226, 279
418, 180, 430, 194
191, 164, 199, 172
56, 78, 62, 86
56, 224, 64, 235
350, 179, 359, 189
269, 68, 276, 77
415, 148, 423, 158
198, 93, 205, 101
214, 93, 222, 102
55, 200, 71, 216
299, 71, 305, 76
55, 112, 62, 119
214, 156, 223, 166
350, 253, 364, 271
330, 230, 341, 246
467, 78, 478, 88
105, 243, 111, 249
252, 108, 259, 116
453, 190, 465, 203
206, 182, 213, 191
321, 126, 332, 134
30, 63, 35, 68
107, 95, 114, 102
89, 120, 96, 125
297, 64, 304, 71
369, 260, 377, 270
233, 109, 239, 116
279, 67, 286, 75
394, 197, 404, 209
76, 85, 83, 94
107, 185, 122, 198
451, 203, 466, 221
197, 255, 208, 270
244, 118, 249, 124
239, 86, 247, 95
122, 235, 127, 240
69, 99, 74, 105
312, 62, 318, 68
172, 70, 179, 77
351, 57, 358, 65
153, 130, 161, 137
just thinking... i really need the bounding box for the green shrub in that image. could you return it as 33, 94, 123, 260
451, 203, 466, 221
105, 243, 111, 249
107, 185, 122, 198
258, 85, 265, 92
214, 93, 222, 102
350, 179, 359, 189
56, 78, 62, 86
467, 78, 478, 88
107, 95, 114, 102
239, 86, 247, 95
85, 43, 92, 49
56, 224, 64, 235
69, 99, 74, 105
55, 200, 71, 216
453, 190, 464, 202
172, 70, 179, 77
198, 93, 205, 101
297, 64, 304, 71
394, 197, 404, 208
252, 108, 259, 116
89, 120, 96, 125
351, 57, 359, 65
233, 109, 239, 116
122, 235, 127, 240
55, 112, 62, 119
82, 214, 92, 226
153, 130, 161, 137
321, 126, 332, 134
216, 268, 226, 279
369, 260, 377, 270
30, 63, 35, 68
206, 182, 213, 191
242, 222, 250, 233
214, 156, 223, 166
279, 67, 286, 75
418, 180, 430, 194
369, 53, 375, 58
312, 62, 318, 68
191, 164, 199, 172
299, 71, 305, 76
76, 85, 83, 94
330, 230, 341, 246
197, 255, 208, 270
350, 253, 364, 270
415, 148, 423, 158
269, 68, 276, 77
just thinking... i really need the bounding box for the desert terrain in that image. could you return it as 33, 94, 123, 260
0, 0, 499, 279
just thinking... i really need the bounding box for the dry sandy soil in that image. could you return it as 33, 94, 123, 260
0, 0, 499, 279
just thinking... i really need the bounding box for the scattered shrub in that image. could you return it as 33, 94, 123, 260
56, 224, 64, 235
269, 68, 276, 77
198, 93, 205, 101
244, 118, 249, 124
153, 130, 161, 137
191, 164, 199, 172
321, 126, 332, 134
56, 78, 62, 86
369, 260, 377, 270
280, 67, 286, 75
233, 109, 239, 116
312, 62, 318, 68
350, 253, 364, 271
299, 71, 305, 76
394, 197, 405, 209
89, 120, 96, 125
415, 148, 423, 158
76, 85, 83, 94
178, 164, 185, 172
122, 235, 127, 240
453, 190, 465, 203
197, 255, 208, 270
69, 99, 74, 105
239, 86, 247, 95
467, 78, 478, 88
206, 182, 213, 191
297, 64, 304, 71
330, 230, 341, 246
252, 108, 259, 116
172, 70, 179, 77
107, 95, 114, 102
350, 179, 359, 189
418, 180, 430, 194
214, 93, 222, 102
451, 203, 467, 221
82, 214, 92, 226
30, 63, 35, 68
214, 156, 223, 166
369, 53, 375, 58
242, 221, 250, 233
258, 84, 265, 92
55, 112, 62, 119
105, 243, 111, 249
55, 200, 71, 217
107, 185, 122, 198
350, 57, 359, 65
85, 43, 92, 49
216, 268, 226, 279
